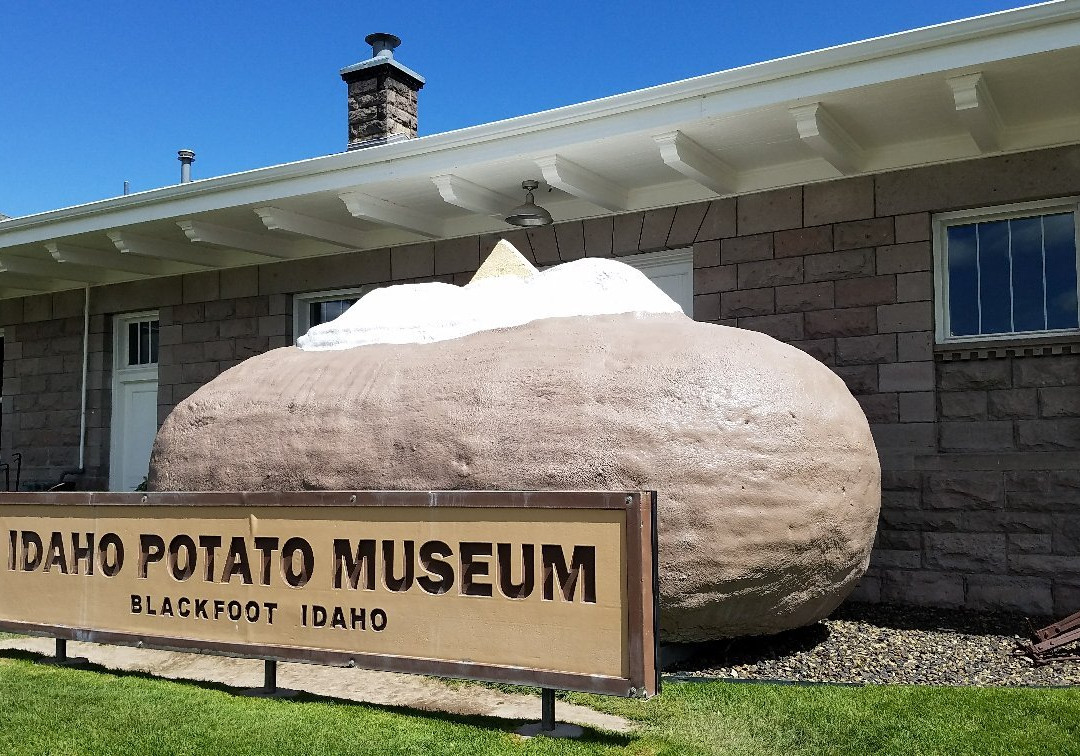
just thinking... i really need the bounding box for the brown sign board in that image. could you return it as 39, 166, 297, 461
0, 490, 659, 697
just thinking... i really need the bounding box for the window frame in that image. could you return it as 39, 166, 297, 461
540, 248, 694, 316
933, 196, 1080, 345
112, 311, 160, 371
619, 248, 694, 317
292, 286, 373, 341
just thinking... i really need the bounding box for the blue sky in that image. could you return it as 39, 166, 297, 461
1, 0, 1030, 218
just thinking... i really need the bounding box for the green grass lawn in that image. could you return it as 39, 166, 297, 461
0, 651, 1077, 755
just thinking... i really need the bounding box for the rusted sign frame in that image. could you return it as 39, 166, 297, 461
0, 490, 660, 698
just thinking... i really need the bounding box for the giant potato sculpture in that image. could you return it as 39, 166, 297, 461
149, 245, 880, 640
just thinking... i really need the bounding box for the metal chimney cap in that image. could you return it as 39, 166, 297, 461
177, 149, 195, 162
340, 33, 424, 85
365, 33, 401, 58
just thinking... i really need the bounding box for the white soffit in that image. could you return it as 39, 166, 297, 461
0, 1, 1079, 295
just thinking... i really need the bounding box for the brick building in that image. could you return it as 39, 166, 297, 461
0, 5, 1078, 615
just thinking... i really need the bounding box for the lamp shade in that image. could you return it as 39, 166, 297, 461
505, 180, 553, 227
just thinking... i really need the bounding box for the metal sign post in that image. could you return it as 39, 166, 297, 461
241, 659, 297, 698
542, 688, 555, 731
39, 637, 88, 667
515, 688, 585, 739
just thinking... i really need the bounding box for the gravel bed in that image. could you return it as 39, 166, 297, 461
665, 603, 1080, 686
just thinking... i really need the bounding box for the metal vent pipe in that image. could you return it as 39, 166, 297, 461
177, 149, 195, 183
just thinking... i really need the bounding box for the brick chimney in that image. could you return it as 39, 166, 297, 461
340, 33, 425, 151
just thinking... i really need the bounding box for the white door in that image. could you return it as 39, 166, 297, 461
110, 312, 159, 491
623, 248, 694, 315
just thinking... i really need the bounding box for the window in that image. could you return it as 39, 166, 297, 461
293, 287, 372, 340
125, 318, 159, 366
114, 313, 159, 369
540, 248, 694, 316
935, 199, 1080, 343
620, 248, 694, 316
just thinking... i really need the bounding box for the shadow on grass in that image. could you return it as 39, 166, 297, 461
0, 648, 635, 748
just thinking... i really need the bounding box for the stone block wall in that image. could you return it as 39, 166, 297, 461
881, 354, 1080, 616
0, 290, 110, 489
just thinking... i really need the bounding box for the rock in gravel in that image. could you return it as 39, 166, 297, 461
149, 255, 880, 641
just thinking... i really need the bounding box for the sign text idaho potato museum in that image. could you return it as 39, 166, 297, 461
0, 491, 658, 696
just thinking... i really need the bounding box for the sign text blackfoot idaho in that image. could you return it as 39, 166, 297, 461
0, 490, 658, 697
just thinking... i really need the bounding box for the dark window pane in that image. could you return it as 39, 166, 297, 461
332, 298, 357, 320
128, 322, 139, 365
1010, 216, 1046, 332
947, 224, 980, 337
150, 320, 160, 364
977, 220, 1011, 334
309, 298, 359, 328
1043, 213, 1079, 330
139, 321, 150, 365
